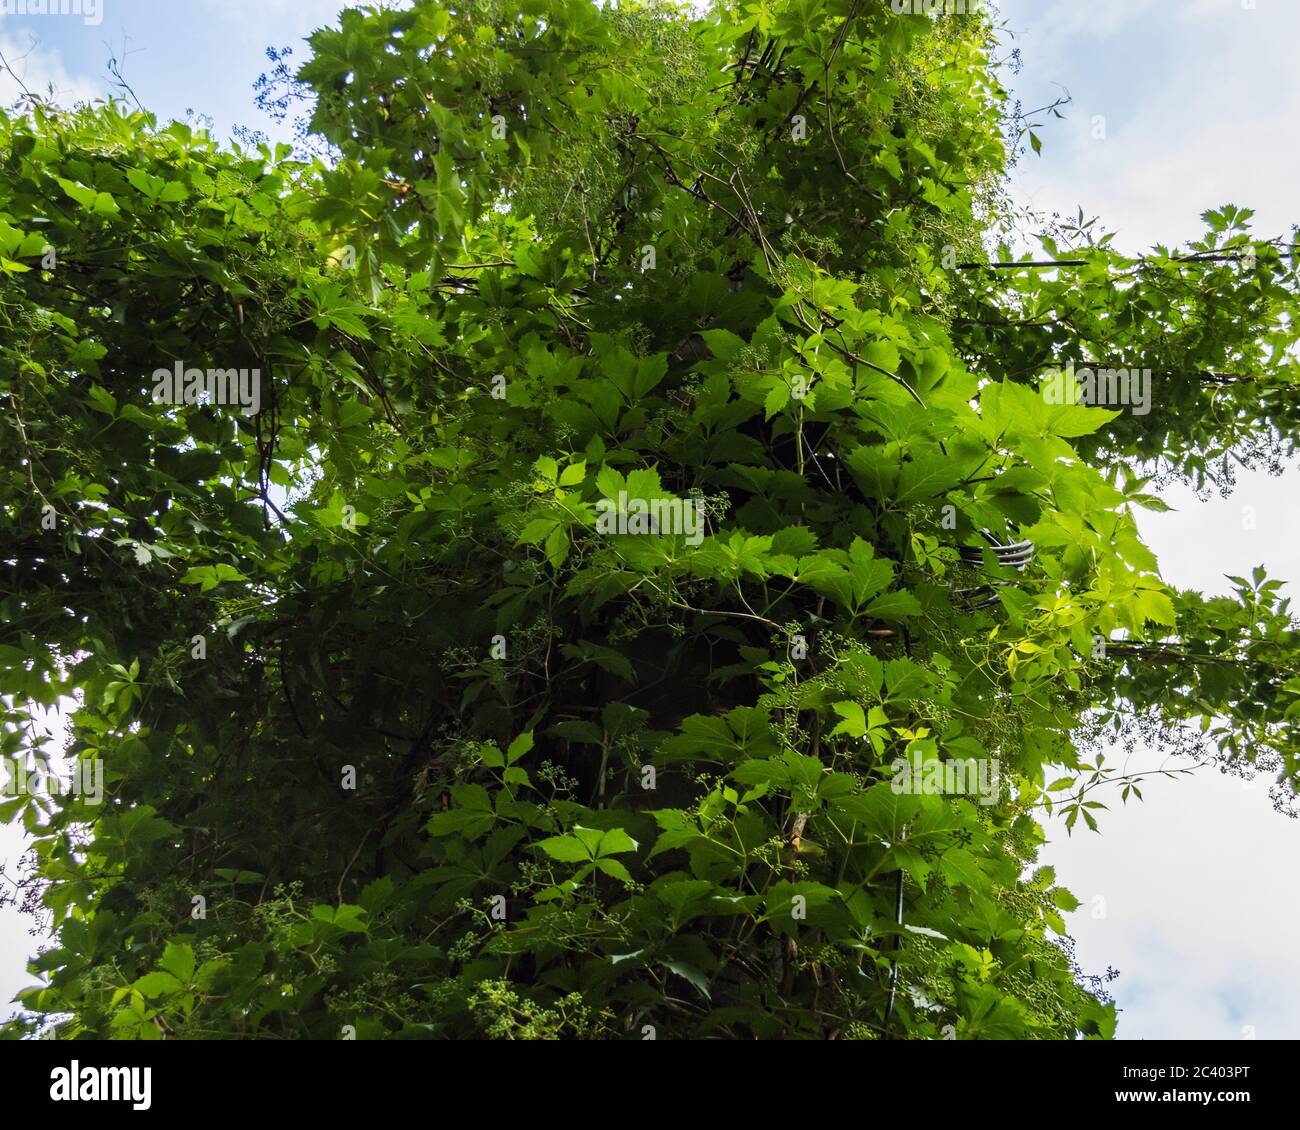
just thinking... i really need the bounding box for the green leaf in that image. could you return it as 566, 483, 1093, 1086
897, 454, 970, 502
537, 835, 593, 863
133, 971, 184, 999
829, 701, 866, 738
506, 731, 534, 764
518, 517, 559, 545
157, 941, 196, 986
659, 959, 711, 1000
863, 589, 922, 622
179, 564, 246, 592
55, 177, 97, 208
597, 828, 638, 856
558, 460, 587, 486
594, 858, 633, 882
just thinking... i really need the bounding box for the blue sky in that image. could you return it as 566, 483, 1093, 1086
0, 0, 346, 142
1, 0, 1297, 1039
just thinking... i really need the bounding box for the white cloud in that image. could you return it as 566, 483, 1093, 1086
0, 27, 103, 107
1001, 0, 1161, 60
1176, 0, 1254, 24
193, 0, 393, 48
1003, 0, 1300, 252
1044, 724, 1300, 1038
